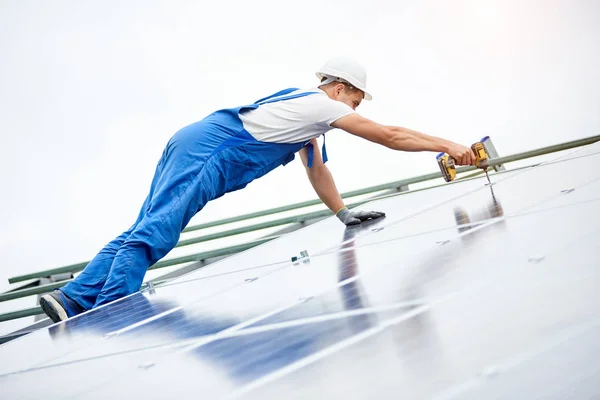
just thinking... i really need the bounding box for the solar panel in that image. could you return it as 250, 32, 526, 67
1, 143, 599, 399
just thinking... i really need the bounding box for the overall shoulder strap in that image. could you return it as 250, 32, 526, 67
255, 89, 319, 106
253, 88, 299, 104
304, 134, 328, 168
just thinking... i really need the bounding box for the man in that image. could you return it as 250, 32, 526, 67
39, 57, 475, 323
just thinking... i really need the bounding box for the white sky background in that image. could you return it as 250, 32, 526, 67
0, 0, 599, 323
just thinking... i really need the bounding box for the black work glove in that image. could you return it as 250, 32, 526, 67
336, 207, 386, 226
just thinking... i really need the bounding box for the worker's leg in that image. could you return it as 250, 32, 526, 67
59, 230, 132, 311
59, 148, 170, 311
92, 178, 205, 307
92, 136, 220, 308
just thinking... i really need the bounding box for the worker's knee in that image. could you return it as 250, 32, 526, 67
147, 229, 181, 261
124, 223, 180, 263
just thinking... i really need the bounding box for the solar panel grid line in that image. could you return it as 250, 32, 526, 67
487, 225, 600, 283
138, 142, 599, 291
8, 255, 592, 386
506, 215, 600, 266
10, 294, 174, 373
233, 187, 592, 265
3, 256, 427, 377
36, 228, 472, 387
226, 284, 484, 399
432, 152, 599, 230
442, 223, 600, 394
0, 142, 592, 299
153, 195, 600, 317
2, 239, 596, 386
311, 182, 495, 258
499, 176, 600, 216
32, 238, 295, 337
57, 346, 199, 400
23, 241, 402, 374
106, 263, 294, 338
0, 336, 200, 379
313, 160, 598, 261
432, 316, 600, 400
104, 299, 430, 355
159, 218, 443, 326
136, 165, 596, 394
164, 208, 403, 287
0, 184, 588, 368
172, 271, 384, 355
155, 258, 294, 288
83, 268, 490, 399
2, 142, 599, 398
7, 153, 592, 376
0, 296, 149, 372
440, 192, 600, 272
30, 259, 294, 348
237, 236, 600, 399
150, 173, 475, 287
0, 289, 464, 383
81, 253, 600, 400
176, 299, 428, 341
164, 219, 394, 289
0, 142, 584, 304
534, 140, 599, 163
163, 217, 463, 291
178, 301, 299, 356
306, 145, 588, 259
484, 316, 600, 376
105, 253, 332, 337
542, 150, 600, 166
160, 224, 392, 291
165, 170, 532, 288
223, 159, 600, 398
68, 292, 158, 332
89, 181, 481, 340
342, 216, 504, 251
0, 275, 262, 374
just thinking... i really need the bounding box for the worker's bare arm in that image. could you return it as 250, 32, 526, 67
299, 139, 386, 225
332, 114, 475, 165
299, 139, 345, 214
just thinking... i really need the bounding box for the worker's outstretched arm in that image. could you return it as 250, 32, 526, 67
299, 139, 385, 226
332, 114, 476, 166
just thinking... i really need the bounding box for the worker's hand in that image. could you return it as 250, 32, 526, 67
447, 143, 476, 166
336, 207, 386, 226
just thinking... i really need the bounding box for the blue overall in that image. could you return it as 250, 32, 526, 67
61, 88, 328, 311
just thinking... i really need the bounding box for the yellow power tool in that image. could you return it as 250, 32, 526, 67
436, 142, 491, 184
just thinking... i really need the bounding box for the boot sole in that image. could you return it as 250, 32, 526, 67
39, 294, 68, 323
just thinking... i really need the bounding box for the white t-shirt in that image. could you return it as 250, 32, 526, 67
239, 88, 355, 144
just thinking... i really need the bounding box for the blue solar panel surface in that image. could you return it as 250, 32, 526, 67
1, 143, 599, 399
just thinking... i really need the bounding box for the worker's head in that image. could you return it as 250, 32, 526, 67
316, 57, 372, 110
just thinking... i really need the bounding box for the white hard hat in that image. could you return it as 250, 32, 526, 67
316, 57, 372, 100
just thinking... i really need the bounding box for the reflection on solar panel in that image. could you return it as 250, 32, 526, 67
1, 143, 599, 399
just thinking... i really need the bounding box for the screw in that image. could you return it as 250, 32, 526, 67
138, 362, 155, 370
528, 255, 546, 263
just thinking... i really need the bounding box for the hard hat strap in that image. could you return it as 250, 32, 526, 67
319, 75, 356, 91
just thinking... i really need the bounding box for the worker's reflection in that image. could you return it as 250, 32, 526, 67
50, 220, 381, 339
44, 220, 386, 383
453, 185, 505, 235
337, 222, 380, 332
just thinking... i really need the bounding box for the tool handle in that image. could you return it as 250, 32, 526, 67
471, 142, 489, 169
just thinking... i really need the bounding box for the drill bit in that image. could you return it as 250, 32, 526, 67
484, 169, 491, 185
